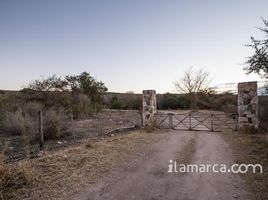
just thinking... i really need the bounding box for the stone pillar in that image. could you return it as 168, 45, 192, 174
142, 90, 157, 127
238, 81, 258, 128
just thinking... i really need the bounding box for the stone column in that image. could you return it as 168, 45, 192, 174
142, 90, 157, 127
238, 81, 258, 128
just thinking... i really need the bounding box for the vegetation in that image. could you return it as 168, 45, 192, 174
108, 96, 141, 110
175, 67, 212, 109
210, 92, 237, 113
0, 72, 108, 140
0, 154, 33, 199
27, 72, 107, 115
1, 131, 165, 200
244, 18, 268, 132
258, 96, 268, 133
160, 93, 190, 109
244, 18, 268, 79
223, 133, 268, 200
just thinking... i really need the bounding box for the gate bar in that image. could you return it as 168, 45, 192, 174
189, 113, 192, 130
211, 114, 214, 132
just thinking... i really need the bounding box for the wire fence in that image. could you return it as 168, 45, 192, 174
0, 109, 142, 161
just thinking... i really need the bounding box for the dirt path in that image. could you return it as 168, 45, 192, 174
74, 130, 250, 200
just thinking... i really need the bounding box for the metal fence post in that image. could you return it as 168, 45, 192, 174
211, 114, 214, 132
189, 113, 192, 130
169, 113, 173, 129
38, 110, 44, 151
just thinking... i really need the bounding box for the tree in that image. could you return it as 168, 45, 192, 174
26, 75, 70, 108
244, 18, 268, 78
27, 75, 68, 92
65, 72, 107, 104
175, 67, 211, 109
25, 72, 108, 113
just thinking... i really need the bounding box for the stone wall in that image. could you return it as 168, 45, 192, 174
142, 90, 157, 127
238, 81, 258, 128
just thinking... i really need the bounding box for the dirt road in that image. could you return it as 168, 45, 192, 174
74, 130, 250, 200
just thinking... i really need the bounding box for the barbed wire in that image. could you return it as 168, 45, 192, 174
211, 81, 267, 95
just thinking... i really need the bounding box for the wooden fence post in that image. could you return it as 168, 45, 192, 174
39, 110, 44, 151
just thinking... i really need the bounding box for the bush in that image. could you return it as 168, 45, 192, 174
126, 98, 142, 110
259, 97, 268, 133
72, 94, 93, 118
144, 119, 159, 133
196, 90, 216, 109
0, 104, 69, 140
0, 92, 20, 115
221, 103, 237, 113
0, 111, 26, 136
110, 97, 123, 109
160, 93, 190, 110
240, 125, 259, 134
43, 108, 68, 139
211, 94, 237, 112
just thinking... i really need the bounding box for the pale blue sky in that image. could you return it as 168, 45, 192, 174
0, 0, 267, 93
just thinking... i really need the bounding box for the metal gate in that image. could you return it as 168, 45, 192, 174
156, 111, 238, 132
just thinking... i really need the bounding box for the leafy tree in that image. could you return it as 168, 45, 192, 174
244, 18, 268, 78
25, 72, 108, 114
27, 75, 68, 91
65, 72, 107, 104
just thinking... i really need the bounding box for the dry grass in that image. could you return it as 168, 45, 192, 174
9, 130, 166, 200
222, 132, 268, 200
0, 154, 33, 200
176, 137, 196, 165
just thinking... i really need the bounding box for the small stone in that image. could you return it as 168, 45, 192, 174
110, 134, 115, 137
233, 194, 239, 199
37, 151, 44, 157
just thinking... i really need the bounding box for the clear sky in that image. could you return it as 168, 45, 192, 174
0, 0, 268, 93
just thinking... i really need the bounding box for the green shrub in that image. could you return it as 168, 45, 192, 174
211, 94, 237, 112
127, 98, 142, 110
160, 93, 190, 109
110, 97, 123, 109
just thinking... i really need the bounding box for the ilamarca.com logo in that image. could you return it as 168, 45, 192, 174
168, 160, 263, 174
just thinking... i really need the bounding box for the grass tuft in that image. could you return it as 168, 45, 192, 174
0, 154, 33, 200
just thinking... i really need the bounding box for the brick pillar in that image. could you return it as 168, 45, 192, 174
238, 81, 258, 128
142, 90, 157, 127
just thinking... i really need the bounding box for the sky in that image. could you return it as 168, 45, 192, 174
0, 0, 268, 93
